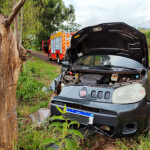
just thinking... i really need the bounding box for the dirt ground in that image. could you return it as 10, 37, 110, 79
80, 133, 116, 150
30, 51, 61, 68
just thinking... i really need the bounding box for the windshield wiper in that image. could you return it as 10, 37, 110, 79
89, 66, 112, 70
103, 65, 137, 70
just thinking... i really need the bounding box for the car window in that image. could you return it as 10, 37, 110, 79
75, 55, 143, 69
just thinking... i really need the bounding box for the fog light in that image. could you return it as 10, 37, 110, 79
123, 122, 138, 134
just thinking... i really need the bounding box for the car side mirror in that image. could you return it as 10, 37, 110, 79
61, 61, 72, 67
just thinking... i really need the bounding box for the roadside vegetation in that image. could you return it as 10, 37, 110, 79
16, 54, 150, 150
139, 28, 150, 48
145, 31, 150, 48
144, 30, 150, 61
16, 55, 60, 149
16, 55, 83, 150
30, 49, 45, 52
0, 0, 81, 50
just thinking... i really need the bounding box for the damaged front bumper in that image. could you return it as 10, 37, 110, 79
51, 97, 150, 137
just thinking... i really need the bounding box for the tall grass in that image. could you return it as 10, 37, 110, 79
16, 56, 82, 150
16, 56, 60, 103
17, 64, 45, 102
16, 55, 61, 149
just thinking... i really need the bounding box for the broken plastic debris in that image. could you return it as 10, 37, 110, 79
42, 87, 49, 94
29, 108, 50, 125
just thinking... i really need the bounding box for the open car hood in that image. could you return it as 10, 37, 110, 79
67, 22, 148, 68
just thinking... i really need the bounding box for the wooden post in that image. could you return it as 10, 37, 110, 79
0, 0, 27, 149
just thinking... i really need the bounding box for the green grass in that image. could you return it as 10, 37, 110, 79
31, 49, 44, 52
17, 55, 60, 102
115, 134, 150, 150
16, 54, 150, 150
17, 55, 60, 115
30, 47, 45, 52
16, 55, 61, 149
16, 56, 82, 149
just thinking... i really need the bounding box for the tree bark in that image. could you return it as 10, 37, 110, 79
19, 7, 23, 47
0, 1, 27, 149
13, 0, 19, 49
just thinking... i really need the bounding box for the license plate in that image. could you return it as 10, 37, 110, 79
64, 108, 94, 125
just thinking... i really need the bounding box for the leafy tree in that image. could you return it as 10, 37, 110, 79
0, 0, 4, 13
138, 27, 147, 32
0, 0, 80, 50
22, 0, 40, 48
61, 21, 81, 33
1, 0, 40, 49
0, 0, 12, 15
34, 0, 81, 50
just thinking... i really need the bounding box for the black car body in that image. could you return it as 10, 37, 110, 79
49, 22, 150, 137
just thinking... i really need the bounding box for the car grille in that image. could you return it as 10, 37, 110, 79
66, 103, 117, 115
52, 101, 117, 115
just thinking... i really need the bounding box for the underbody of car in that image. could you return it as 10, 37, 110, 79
49, 22, 150, 138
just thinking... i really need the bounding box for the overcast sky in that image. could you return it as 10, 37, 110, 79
64, 0, 150, 29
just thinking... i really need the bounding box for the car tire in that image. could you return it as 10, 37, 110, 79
48, 53, 52, 61
57, 54, 61, 64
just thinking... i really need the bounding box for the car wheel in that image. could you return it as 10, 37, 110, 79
48, 53, 52, 61
57, 54, 61, 64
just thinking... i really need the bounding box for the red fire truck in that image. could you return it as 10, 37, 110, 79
42, 31, 76, 64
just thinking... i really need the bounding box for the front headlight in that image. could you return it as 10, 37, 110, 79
112, 83, 146, 104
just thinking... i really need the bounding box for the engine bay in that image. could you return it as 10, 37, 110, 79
62, 70, 145, 86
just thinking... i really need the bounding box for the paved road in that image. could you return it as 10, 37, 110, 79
30, 51, 61, 68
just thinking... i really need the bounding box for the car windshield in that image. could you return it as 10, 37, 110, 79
74, 55, 143, 69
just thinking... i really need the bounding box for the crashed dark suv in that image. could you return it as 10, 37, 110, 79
49, 22, 150, 138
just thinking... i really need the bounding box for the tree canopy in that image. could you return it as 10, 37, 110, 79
33, 0, 81, 50
0, 0, 81, 50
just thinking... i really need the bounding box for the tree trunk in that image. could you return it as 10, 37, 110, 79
20, 7, 23, 47
0, 1, 27, 149
13, 0, 19, 49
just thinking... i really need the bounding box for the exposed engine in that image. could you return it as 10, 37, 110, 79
80, 74, 105, 84
62, 71, 145, 86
